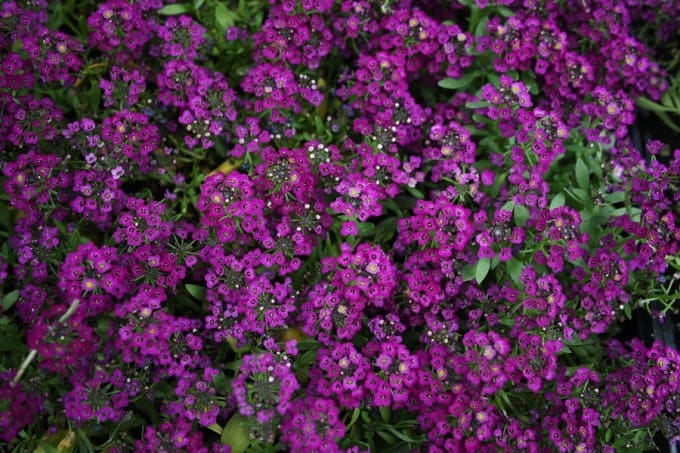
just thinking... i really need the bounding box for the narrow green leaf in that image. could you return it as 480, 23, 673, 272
569, 188, 590, 204
475, 257, 491, 285
215, 4, 235, 29
194, 0, 206, 9
405, 186, 425, 199
185, 284, 206, 301
36, 440, 60, 453
496, 6, 514, 16
575, 158, 590, 190
376, 430, 398, 445
474, 15, 489, 38
1, 290, 20, 310
53, 219, 69, 236
221, 413, 251, 452
158, 3, 192, 15
623, 303, 632, 320
490, 171, 507, 198
379, 406, 391, 423
603, 191, 626, 204
347, 408, 361, 429
438, 71, 480, 90
636, 96, 678, 113
297, 348, 319, 367
465, 101, 490, 109
382, 426, 426, 444
224, 358, 243, 371
586, 157, 603, 180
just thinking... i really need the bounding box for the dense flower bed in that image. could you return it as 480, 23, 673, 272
1, 0, 679, 451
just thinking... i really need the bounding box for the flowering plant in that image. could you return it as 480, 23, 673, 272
1, 0, 679, 452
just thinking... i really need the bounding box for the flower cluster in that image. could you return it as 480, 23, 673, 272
0, 0, 679, 452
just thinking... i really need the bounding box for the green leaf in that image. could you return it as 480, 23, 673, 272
461, 263, 476, 281
207, 424, 223, 435
489, 171, 507, 198
474, 15, 489, 38
347, 408, 361, 429
603, 191, 626, 204
513, 204, 530, 227
496, 6, 514, 16
376, 216, 398, 235
95, 318, 110, 337
357, 222, 375, 237
194, 0, 206, 9
405, 186, 425, 199
475, 257, 491, 285
297, 348, 319, 367
575, 158, 590, 190
53, 219, 69, 236
486, 72, 500, 88
465, 101, 490, 109
224, 358, 244, 371
215, 4, 235, 29
505, 258, 524, 287
1, 290, 20, 310
379, 406, 391, 423
158, 4, 192, 15
221, 413, 251, 452
11, 39, 23, 52
36, 440, 60, 453
502, 200, 515, 212
549, 192, 565, 210
376, 430, 397, 445
636, 96, 678, 113
185, 284, 206, 301
381, 426, 426, 444
624, 303, 632, 320
478, 136, 500, 152
569, 188, 590, 204
213, 371, 231, 394
438, 71, 480, 90
580, 208, 609, 236
382, 199, 402, 215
